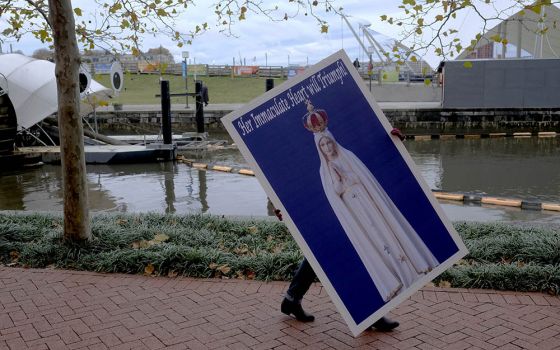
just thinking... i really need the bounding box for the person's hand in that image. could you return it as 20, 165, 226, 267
391, 128, 406, 141
274, 209, 283, 221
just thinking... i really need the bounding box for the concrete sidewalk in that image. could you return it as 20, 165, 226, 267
1, 267, 558, 350
94, 101, 442, 113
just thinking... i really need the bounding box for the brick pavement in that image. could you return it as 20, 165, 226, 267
0, 267, 559, 350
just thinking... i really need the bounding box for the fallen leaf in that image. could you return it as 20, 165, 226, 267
501, 257, 512, 264
233, 246, 249, 255
168, 270, 178, 278
153, 233, 169, 242
144, 264, 155, 276
218, 264, 231, 274
9, 251, 19, 261
246, 270, 256, 280
438, 280, 452, 288
209, 263, 218, 270
132, 240, 150, 249
247, 226, 259, 234
116, 219, 128, 225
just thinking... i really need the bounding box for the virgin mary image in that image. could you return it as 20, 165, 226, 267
303, 100, 439, 302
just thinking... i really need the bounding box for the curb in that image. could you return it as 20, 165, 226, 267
178, 157, 560, 214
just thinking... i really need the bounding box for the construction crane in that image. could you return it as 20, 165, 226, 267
340, 14, 394, 88
342, 14, 429, 84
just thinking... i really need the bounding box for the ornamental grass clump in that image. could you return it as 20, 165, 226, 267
434, 222, 560, 294
0, 212, 303, 281
0, 213, 558, 294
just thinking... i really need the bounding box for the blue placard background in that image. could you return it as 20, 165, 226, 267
232, 60, 459, 324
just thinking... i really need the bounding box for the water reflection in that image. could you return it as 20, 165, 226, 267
1, 137, 559, 224
198, 169, 209, 213
405, 137, 560, 202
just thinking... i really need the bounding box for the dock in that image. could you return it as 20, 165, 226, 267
15, 145, 175, 164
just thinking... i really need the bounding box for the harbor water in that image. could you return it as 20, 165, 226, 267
1, 136, 559, 224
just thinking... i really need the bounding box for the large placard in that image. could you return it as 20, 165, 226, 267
221, 50, 468, 336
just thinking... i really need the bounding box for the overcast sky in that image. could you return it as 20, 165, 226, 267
0, 0, 519, 68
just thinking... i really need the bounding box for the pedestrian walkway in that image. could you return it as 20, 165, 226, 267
94, 101, 441, 114
1, 267, 559, 350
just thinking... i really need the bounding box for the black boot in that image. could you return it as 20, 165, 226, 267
281, 298, 315, 322
371, 316, 399, 331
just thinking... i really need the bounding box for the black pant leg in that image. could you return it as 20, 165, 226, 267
286, 259, 316, 302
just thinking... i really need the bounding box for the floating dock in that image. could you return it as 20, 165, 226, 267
15, 145, 175, 164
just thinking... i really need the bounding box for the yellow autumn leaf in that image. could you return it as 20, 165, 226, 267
209, 263, 219, 270
38, 29, 48, 42
438, 280, 452, 288
9, 251, 19, 261
490, 34, 502, 42
74, 8, 82, 16
233, 246, 249, 255
247, 226, 259, 234
168, 270, 178, 278
153, 233, 169, 242
144, 264, 155, 276
132, 240, 150, 249
463, 61, 473, 68
218, 264, 231, 274
321, 24, 329, 33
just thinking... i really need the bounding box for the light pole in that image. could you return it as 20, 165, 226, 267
182, 51, 189, 107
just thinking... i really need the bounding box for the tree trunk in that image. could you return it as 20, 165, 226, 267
49, 0, 91, 241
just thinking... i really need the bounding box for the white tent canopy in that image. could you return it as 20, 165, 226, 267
0, 53, 111, 130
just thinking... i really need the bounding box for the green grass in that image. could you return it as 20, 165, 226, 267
0, 213, 558, 294
93, 74, 287, 105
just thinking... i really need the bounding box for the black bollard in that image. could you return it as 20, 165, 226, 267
160, 80, 172, 145
266, 78, 274, 91
195, 80, 204, 134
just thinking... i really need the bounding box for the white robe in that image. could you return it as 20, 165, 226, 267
315, 129, 439, 302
